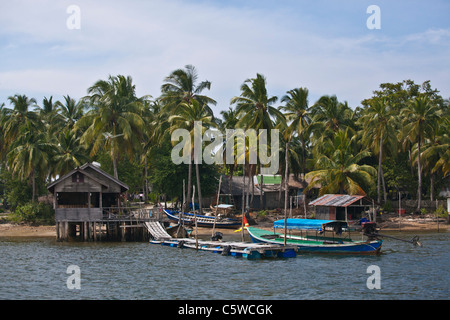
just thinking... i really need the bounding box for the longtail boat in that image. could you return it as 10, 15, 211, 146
163, 209, 241, 229
246, 218, 383, 255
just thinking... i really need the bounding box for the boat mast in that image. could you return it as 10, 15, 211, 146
212, 175, 222, 236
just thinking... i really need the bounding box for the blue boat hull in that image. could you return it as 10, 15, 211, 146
247, 227, 382, 255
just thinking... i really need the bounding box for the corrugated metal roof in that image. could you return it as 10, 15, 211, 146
309, 194, 365, 207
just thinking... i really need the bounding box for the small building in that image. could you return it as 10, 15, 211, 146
219, 174, 306, 210
438, 176, 450, 215
47, 163, 150, 241
309, 194, 374, 221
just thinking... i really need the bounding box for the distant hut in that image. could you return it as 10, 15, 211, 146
309, 194, 374, 221
219, 174, 307, 210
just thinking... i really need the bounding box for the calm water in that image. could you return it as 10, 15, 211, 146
0, 231, 448, 300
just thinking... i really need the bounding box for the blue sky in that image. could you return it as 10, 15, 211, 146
1, 0, 449, 115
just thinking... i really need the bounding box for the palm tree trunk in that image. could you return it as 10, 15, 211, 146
284, 142, 289, 245
259, 173, 264, 210
417, 137, 422, 211
195, 162, 203, 215
144, 157, 148, 202
381, 166, 387, 203
430, 173, 434, 202
184, 157, 192, 212
301, 133, 306, 177
377, 135, 383, 204
250, 165, 255, 207
31, 169, 36, 202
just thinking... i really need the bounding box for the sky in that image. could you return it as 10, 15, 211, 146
1, 0, 449, 116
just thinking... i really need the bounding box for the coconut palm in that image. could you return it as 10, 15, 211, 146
305, 129, 376, 196
76, 75, 147, 179
51, 130, 90, 177
400, 95, 441, 210
415, 116, 449, 200
169, 98, 217, 213
231, 73, 284, 131
2, 94, 40, 145
219, 107, 240, 204
231, 73, 284, 210
358, 97, 398, 204
279, 87, 311, 176
160, 64, 217, 114
7, 122, 55, 201
55, 95, 85, 131
309, 95, 354, 150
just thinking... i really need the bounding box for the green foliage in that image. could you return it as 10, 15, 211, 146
95, 151, 144, 193
0, 73, 447, 218
257, 210, 268, 217
382, 200, 392, 213
435, 205, 448, 219
382, 154, 418, 197
147, 141, 219, 200
10, 202, 54, 225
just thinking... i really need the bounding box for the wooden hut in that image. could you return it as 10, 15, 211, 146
309, 194, 374, 221
47, 163, 150, 241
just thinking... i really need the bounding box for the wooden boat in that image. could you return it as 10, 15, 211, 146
163, 209, 241, 229
246, 218, 382, 255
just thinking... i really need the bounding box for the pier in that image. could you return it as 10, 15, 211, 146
144, 221, 298, 259
55, 207, 159, 242
150, 237, 298, 259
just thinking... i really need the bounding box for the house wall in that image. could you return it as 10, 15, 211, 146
55, 208, 102, 221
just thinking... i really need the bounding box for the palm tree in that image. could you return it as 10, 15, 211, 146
415, 116, 449, 200
220, 107, 239, 205
305, 129, 376, 196
309, 95, 354, 150
400, 95, 441, 210
231, 73, 284, 210
76, 75, 147, 179
7, 122, 55, 201
358, 97, 398, 204
169, 98, 217, 213
0, 103, 6, 161
161, 64, 217, 114
231, 73, 283, 131
279, 87, 311, 176
55, 95, 85, 131
51, 130, 90, 177
2, 94, 40, 145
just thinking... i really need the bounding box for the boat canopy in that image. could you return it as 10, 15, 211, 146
274, 218, 348, 231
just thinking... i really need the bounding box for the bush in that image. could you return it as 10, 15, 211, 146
10, 202, 55, 225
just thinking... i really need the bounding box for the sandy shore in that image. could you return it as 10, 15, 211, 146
0, 218, 450, 237
0, 215, 448, 238
0, 223, 56, 237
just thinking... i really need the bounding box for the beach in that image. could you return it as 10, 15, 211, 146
0, 214, 448, 238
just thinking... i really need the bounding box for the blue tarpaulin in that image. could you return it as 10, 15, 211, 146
273, 218, 347, 231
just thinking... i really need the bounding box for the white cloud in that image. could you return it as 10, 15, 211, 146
1, 0, 449, 112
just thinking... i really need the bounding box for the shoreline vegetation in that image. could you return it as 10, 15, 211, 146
1, 67, 449, 230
